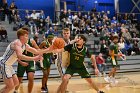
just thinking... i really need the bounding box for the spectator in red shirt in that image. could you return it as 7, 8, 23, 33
96, 53, 106, 76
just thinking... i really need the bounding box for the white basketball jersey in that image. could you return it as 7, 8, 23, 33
0, 41, 25, 65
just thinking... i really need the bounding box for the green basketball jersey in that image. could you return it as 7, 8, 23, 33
42, 40, 52, 68
23, 39, 34, 57
43, 40, 52, 59
68, 43, 87, 68
109, 43, 118, 59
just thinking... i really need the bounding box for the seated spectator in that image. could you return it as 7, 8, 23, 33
33, 33, 40, 45
45, 16, 52, 30
125, 40, 133, 56
25, 10, 30, 25
39, 10, 45, 20
9, 1, 17, 24
0, 26, 8, 42
96, 53, 106, 76
100, 25, 109, 37
111, 16, 118, 24
28, 18, 37, 34
122, 28, 132, 41
118, 37, 126, 55
132, 40, 139, 55
53, 26, 59, 37
100, 39, 109, 57
30, 10, 38, 20
38, 19, 46, 34
45, 27, 54, 35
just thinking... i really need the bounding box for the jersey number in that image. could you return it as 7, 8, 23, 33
75, 56, 79, 60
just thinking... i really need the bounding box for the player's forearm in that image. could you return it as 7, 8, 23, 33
41, 48, 64, 54
30, 49, 40, 54
41, 47, 53, 54
91, 55, 98, 69
17, 55, 36, 61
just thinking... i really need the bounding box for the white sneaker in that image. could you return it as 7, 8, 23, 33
98, 72, 102, 77
104, 76, 111, 83
131, 51, 136, 56
110, 77, 118, 84
103, 72, 106, 77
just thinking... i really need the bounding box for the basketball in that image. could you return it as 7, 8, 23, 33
52, 38, 65, 49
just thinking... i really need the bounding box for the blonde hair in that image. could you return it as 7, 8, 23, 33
62, 28, 70, 33
17, 29, 29, 39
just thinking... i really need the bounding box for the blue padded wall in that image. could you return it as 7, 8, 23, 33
119, 0, 140, 20
63, 0, 115, 18
119, 0, 140, 13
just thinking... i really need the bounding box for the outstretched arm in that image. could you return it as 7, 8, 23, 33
25, 44, 41, 54
13, 40, 41, 61
40, 45, 65, 54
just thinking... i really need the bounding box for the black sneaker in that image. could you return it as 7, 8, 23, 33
98, 91, 105, 93
41, 87, 48, 93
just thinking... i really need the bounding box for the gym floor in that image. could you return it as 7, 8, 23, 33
0, 72, 140, 93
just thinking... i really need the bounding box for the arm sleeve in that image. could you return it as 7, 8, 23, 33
86, 49, 91, 58
64, 44, 73, 52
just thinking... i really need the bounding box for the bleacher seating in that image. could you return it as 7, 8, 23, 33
0, 19, 140, 81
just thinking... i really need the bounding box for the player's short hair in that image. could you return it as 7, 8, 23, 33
45, 33, 54, 38
21, 27, 29, 32
17, 28, 29, 39
62, 28, 70, 33
78, 34, 87, 42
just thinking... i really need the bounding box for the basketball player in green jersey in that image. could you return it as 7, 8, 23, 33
42, 35, 104, 93
39, 33, 54, 93
14, 27, 40, 93
104, 35, 121, 84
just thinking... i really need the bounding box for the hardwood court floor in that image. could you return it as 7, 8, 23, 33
0, 72, 140, 93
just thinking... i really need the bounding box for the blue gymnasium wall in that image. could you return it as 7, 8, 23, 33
7, 0, 55, 20
119, 0, 139, 13
0, 0, 3, 7
119, 0, 140, 20
63, 0, 115, 18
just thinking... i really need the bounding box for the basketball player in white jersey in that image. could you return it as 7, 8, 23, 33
0, 29, 42, 93
56, 28, 77, 78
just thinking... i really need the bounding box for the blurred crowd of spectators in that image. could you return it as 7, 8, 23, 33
0, 2, 140, 56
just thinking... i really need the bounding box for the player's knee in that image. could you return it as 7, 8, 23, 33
28, 78, 34, 83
